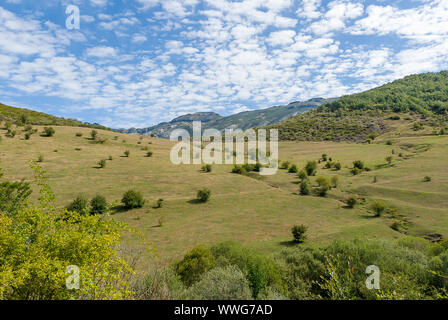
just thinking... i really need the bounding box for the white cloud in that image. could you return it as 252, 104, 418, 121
85, 46, 117, 58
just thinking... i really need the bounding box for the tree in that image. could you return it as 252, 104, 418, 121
197, 188, 211, 203
305, 161, 317, 176
175, 245, 216, 286
316, 176, 330, 196
67, 196, 89, 214
90, 130, 98, 140
124, 150, 130, 157
291, 225, 308, 243
288, 164, 298, 173
43, 127, 55, 137
299, 181, 311, 195
121, 190, 145, 209
298, 169, 308, 181
372, 201, 387, 217
90, 195, 107, 214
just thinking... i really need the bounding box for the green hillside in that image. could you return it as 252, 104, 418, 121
0, 103, 110, 130
266, 71, 448, 142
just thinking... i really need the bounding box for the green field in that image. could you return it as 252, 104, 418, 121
1, 122, 447, 272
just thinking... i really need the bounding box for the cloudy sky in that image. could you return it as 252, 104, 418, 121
1, 0, 447, 128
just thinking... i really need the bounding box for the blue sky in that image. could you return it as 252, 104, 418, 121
1, 0, 447, 128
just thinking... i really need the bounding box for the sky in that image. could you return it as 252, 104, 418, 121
0, 0, 448, 128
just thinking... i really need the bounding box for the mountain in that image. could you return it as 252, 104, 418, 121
116, 98, 328, 138
263, 71, 448, 142
0, 102, 110, 130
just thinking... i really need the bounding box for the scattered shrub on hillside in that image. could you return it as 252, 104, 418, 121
75, 132, 83, 137
98, 159, 106, 168
90, 195, 107, 214
333, 162, 341, 171
67, 196, 89, 215
292, 225, 308, 243
175, 245, 216, 286
386, 156, 393, 165
371, 201, 387, 217
232, 165, 246, 175
108, 155, 113, 161
299, 181, 311, 195
90, 130, 98, 140
43, 127, 55, 137
124, 150, 130, 157
197, 188, 211, 203
0, 167, 32, 216
155, 198, 164, 208
288, 164, 298, 173
353, 160, 365, 170
37, 155, 44, 163
345, 196, 357, 208
321, 154, 328, 161
24, 132, 31, 140
146, 151, 153, 157
305, 161, 317, 176
121, 189, 145, 209
423, 176, 432, 182
316, 176, 330, 197
373, 176, 378, 183
280, 161, 290, 170
202, 164, 212, 172
298, 169, 308, 181
331, 176, 339, 188
386, 140, 393, 145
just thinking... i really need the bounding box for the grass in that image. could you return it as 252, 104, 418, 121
1, 121, 448, 271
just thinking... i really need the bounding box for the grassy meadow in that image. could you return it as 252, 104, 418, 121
1, 122, 447, 272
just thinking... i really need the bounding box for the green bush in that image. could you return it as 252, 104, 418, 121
333, 162, 341, 170
232, 165, 246, 175
202, 164, 212, 172
75, 132, 83, 137
37, 155, 44, 163
67, 196, 89, 214
156, 198, 164, 208
90, 130, 98, 140
298, 169, 308, 181
288, 164, 298, 173
371, 201, 387, 217
90, 195, 107, 214
186, 266, 252, 300
331, 176, 339, 188
24, 132, 31, 140
423, 176, 431, 182
121, 189, 145, 209
305, 161, 317, 176
197, 188, 211, 203
316, 176, 330, 196
346, 196, 357, 208
280, 161, 290, 170
124, 150, 130, 157
43, 127, 55, 137
175, 245, 216, 286
353, 160, 365, 170
98, 159, 106, 168
292, 225, 308, 243
299, 181, 311, 195
146, 151, 153, 157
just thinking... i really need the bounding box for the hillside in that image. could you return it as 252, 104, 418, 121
117, 98, 327, 138
0, 103, 110, 130
265, 71, 448, 142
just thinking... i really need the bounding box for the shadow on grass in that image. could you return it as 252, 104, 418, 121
110, 205, 129, 214
279, 240, 301, 247
360, 213, 378, 219
187, 199, 204, 204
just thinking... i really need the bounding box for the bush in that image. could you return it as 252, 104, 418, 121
232, 165, 246, 175
423, 176, 431, 182
292, 225, 308, 243
146, 151, 153, 157
156, 198, 164, 208
37, 155, 44, 163
67, 196, 89, 214
186, 266, 252, 300
288, 164, 298, 173
346, 196, 357, 208
43, 127, 55, 137
316, 176, 330, 197
305, 161, 317, 176
333, 162, 341, 170
298, 169, 308, 181
175, 245, 216, 286
280, 161, 290, 170
90, 195, 107, 214
351, 167, 363, 175
331, 176, 339, 188
98, 159, 106, 168
202, 164, 212, 172
121, 189, 145, 209
299, 181, 311, 195
353, 160, 365, 170
124, 150, 130, 157
197, 188, 211, 203
371, 201, 387, 217
386, 156, 393, 164
75, 132, 83, 137
90, 130, 98, 140
24, 132, 31, 140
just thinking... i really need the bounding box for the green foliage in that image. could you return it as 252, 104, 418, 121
121, 189, 145, 209
331, 176, 339, 188
345, 196, 357, 208
186, 266, 252, 300
197, 188, 211, 203
155, 198, 164, 208
299, 181, 311, 195
423, 176, 432, 182
90, 130, 98, 140
175, 245, 216, 286
280, 161, 290, 170
124, 150, 130, 157
75, 132, 83, 137
202, 164, 212, 172
288, 164, 298, 173
90, 195, 108, 214
98, 159, 107, 168
43, 127, 55, 137
232, 165, 246, 175
66, 196, 89, 215
146, 151, 153, 158
353, 160, 365, 170
386, 156, 393, 164
371, 201, 387, 217
291, 225, 308, 243
305, 161, 317, 176
0, 168, 32, 217
315, 176, 330, 197
37, 155, 44, 163
298, 169, 308, 181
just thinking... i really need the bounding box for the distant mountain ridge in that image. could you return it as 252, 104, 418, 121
116, 98, 329, 138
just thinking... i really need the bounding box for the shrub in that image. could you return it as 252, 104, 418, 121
186, 266, 252, 300
43, 127, 55, 137
202, 164, 212, 172
288, 164, 298, 173
90, 195, 107, 214
197, 188, 211, 203
121, 189, 145, 209
423, 176, 431, 182
37, 155, 44, 163
156, 198, 164, 208
386, 156, 393, 164
124, 150, 130, 157
331, 176, 339, 188
175, 245, 216, 286
321, 154, 328, 161
98, 159, 106, 168
316, 176, 330, 197
299, 181, 311, 195
90, 130, 98, 140
146, 151, 153, 157
24, 132, 31, 140
232, 165, 246, 175
291, 225, 308, 243
298, 169, 308, 181
386, 140, 393, 145
353, 160, 365, 170
351, 167, 363, 175
280, 161, 290, 170
346, 196, 357, 208
75, 132, 83, 137
108, 155, 113, 161
333, 162, 341, 171
371, 201, 387, 217
67, 196, 89, 214
305, 161, 317, 176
